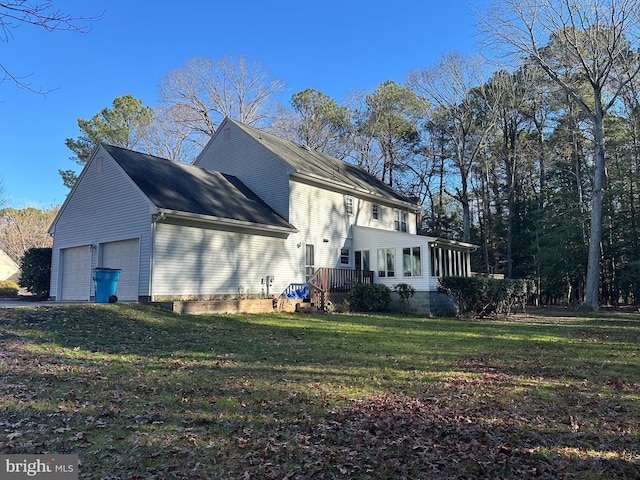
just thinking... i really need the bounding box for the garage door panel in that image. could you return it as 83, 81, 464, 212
101, 239, 139, 301
61, 246, 91, 301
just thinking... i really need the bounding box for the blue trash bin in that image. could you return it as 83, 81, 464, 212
93, 267, 121, 303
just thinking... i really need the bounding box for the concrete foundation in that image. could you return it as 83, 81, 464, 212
388, 290, 457, 317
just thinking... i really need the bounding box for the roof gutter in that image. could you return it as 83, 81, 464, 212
154, 208, 298, 235
429, 237, 479, 251
290, 172, 421, 212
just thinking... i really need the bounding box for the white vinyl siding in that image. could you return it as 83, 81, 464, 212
50, 146, 153, 300
353, 225, 437, 291
288, 180, 353, 270
152, 223, 295, 298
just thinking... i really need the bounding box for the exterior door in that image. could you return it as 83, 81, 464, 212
305, 244, 315, 282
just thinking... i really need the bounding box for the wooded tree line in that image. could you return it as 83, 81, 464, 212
0, 207, 58, 264
61, 0, 640, 306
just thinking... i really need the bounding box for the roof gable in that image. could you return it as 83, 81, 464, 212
102, 144, 294, 230
223, 119, 416, 207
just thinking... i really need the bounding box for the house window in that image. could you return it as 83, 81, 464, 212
223, 128, 231, 141
377, 248, 395, 278
345, 196, 354, 216
355, 250, 370, 271
403, 247, 422, 277
340, 247, 350, 265
305, 244, 315, 281
394, 210, 408, 232
372, 203, 379, 220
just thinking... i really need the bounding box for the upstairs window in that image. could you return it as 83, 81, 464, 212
372, 203, 379, 220
345, 196, 354, 216
394, 210, 408, 232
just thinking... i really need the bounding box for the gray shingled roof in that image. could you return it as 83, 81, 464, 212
226, 119, 416, 207
102, 144, 295, 230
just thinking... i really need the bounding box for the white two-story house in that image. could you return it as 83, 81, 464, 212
49, 118, 475, 315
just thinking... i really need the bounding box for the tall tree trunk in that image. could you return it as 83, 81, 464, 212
505, 119, 518, 280
585, 100, 606, 308
460, 171, 471, 243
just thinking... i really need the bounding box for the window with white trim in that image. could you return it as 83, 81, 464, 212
377, 248, 395, 277
345, 196, 354, 216
394, 210, 408, 232
372, 203, 379, 220
340, 247, 350, 265
402, 247, 422, 277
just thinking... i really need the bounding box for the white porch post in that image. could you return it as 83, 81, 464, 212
465, 251, 471, 277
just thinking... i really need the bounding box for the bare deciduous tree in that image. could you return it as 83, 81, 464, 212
158, 55, 285, 139
481, 0, 640, 308
407, 52, 499, 242
142, 104, 205, 163
0, 1, 100, 93
0, 206, 59, 263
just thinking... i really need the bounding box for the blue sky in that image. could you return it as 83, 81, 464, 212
1, 0, 484, 208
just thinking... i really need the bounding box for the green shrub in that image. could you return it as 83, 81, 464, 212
19, 247, 52, 298
438, 276, 535, 318
394, 283, 416, 313
348, 283, 391, 312
330, 299, 351, 313
0, 280, 19, 297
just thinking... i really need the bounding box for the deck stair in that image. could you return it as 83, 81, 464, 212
281, 269, 374, 311
280, 283, 309, 300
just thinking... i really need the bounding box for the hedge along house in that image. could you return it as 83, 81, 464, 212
48, 118, 476, 315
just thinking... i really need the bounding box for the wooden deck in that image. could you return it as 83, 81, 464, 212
309, 267, 374, 309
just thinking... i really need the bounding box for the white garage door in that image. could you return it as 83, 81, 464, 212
101, 239, 140, 301
61, 246, 91, 301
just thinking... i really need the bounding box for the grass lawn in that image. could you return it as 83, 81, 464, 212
0, 304, 638, 479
